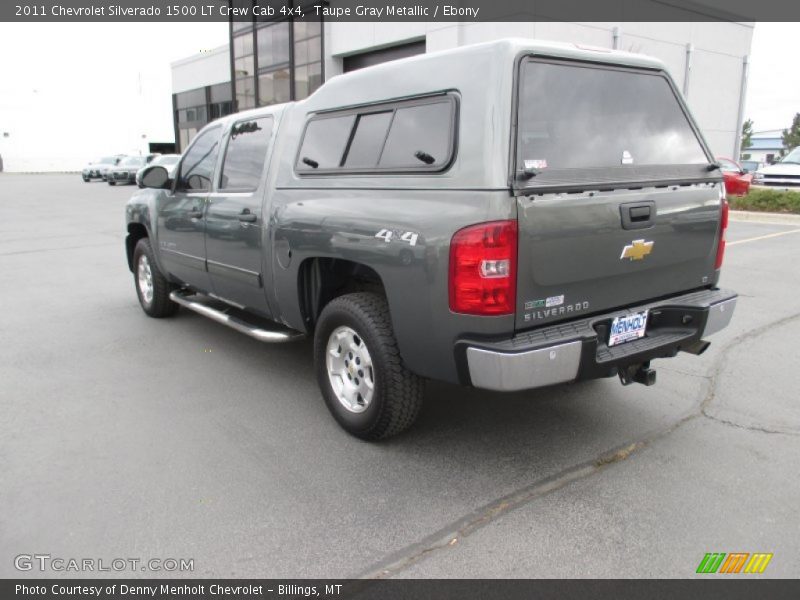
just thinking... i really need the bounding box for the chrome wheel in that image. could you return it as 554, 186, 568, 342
137, 254, 154, 306
326, 326, 375, 413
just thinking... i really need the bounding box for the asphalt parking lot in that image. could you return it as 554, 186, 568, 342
1, 174, 799, 579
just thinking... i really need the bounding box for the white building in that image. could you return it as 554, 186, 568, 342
743, 129, 784, 164
171, 21, 754, 160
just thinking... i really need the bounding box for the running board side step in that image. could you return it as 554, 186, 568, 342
169, 291, 305, 343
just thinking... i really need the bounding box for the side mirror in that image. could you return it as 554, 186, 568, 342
140, 165, 170, 189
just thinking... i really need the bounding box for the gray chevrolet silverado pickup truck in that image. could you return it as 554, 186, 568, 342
125, 39, 736, 440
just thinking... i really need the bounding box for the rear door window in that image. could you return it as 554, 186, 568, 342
517, 60, 708, 172
219, 116, 274, 191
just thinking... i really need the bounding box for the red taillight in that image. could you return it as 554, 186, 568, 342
449, 220, 517, 315
715, 198, 729, 270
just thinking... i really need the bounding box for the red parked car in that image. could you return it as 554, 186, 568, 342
718, 157, 752, 196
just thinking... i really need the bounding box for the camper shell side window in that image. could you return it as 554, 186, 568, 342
295, 93, 459, 175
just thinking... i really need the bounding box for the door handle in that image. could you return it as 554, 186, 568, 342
620, 201, 655, 230
188, 210, 203, 219
238, 211, 257, 223
629, 206, 651, 221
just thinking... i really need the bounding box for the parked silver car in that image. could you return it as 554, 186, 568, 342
107, 155, 153, 186
81, 155, 124, 182
136, 154, 180, 188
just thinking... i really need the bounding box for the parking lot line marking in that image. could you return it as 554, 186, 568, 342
728, 228, 800, 246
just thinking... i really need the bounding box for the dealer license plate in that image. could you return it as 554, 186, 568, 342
608, 311, 649, 347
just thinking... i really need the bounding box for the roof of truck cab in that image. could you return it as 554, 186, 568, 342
300, 38, 667, 111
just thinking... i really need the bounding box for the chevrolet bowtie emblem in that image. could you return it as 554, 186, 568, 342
620, 239, 654, 261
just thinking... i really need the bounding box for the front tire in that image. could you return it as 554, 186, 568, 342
314, 292, 424, 440
133, 238, 178, 318
108, 180, 115, 186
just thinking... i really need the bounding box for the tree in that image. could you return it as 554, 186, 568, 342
741, 118, 754, 151
782, 113, 800, 153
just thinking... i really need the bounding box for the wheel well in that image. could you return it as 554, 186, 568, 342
298, 258, 385, 330
126, 223, 148, 272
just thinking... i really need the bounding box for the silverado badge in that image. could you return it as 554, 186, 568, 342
620, 239, 654, 261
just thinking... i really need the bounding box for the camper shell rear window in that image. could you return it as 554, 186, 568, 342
514, 58, 712, 189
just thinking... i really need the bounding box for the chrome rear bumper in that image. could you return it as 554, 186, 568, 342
462, 288, 737, 392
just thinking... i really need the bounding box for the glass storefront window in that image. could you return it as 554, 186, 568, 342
234, 55, 254, 78
258, 69, 291, 106
257, 22, 290, 69
292, 19, 322, 100
179, 127, 198, 151
236, 76, 256, 110
233, 31, 253, 57
230, 17, 324, 108
293, 19, 320, 41
294, 37, 321, 66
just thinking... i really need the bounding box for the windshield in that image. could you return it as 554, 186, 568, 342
780, 147, 800, 164
120, 156, 146, 167
517, 61, 708, 171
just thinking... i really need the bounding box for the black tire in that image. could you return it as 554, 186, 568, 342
82, 176, 90, 182
108, 180, 115, 186
132, 238, 179, 318
314, 292, 424, 440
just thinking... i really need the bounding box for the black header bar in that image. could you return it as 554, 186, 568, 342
2, 0, 799, 22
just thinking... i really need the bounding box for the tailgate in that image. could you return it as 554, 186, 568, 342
515, 183, 722, 330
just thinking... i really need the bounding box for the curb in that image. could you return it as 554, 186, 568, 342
730, 210, 800, 225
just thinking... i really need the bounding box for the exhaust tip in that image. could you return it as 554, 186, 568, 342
683, 340, 711, 356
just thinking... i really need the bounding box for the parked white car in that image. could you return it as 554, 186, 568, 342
753, 147, 800, 189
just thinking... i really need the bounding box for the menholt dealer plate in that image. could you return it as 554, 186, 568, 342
608, 311, 649, 347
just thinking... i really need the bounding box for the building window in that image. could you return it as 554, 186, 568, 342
257, 21, 290, 68
258, 69, 291, 106
230, 13, 323, 109
293, 19, 322, 100
256, 21, 291, 106
233, 26, 256, 110
173, 82, 232, 152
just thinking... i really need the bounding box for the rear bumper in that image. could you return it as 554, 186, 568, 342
459, 288, 736, 392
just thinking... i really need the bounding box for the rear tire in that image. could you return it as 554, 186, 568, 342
132, 238, 178, 318
314, 292, 424, 440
